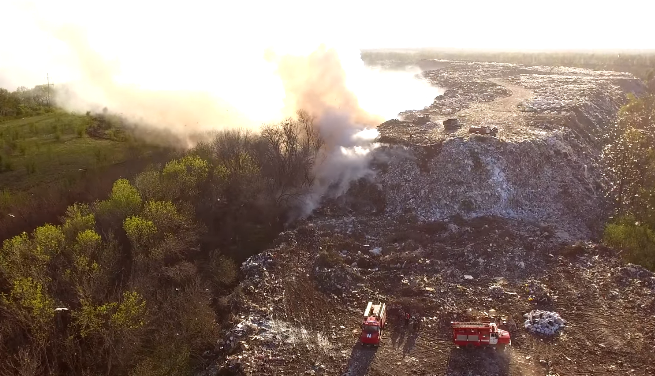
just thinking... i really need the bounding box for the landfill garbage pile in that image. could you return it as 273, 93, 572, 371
374, 62, 646, 240
209, 215, 655, 376
523, 310, 566, 336
373, 136, 602, 240
420, 62, 644, 118
524, 279, 554, 304
400, 79, 512, 117
203, 61, 655, 376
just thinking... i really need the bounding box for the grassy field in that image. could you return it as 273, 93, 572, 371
0, 113, 148, 191
0, 112, 168, 220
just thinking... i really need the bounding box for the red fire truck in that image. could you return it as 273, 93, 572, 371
360, 302, 386, 347
451, 321, 511, 350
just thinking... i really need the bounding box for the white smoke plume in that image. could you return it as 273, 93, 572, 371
2, 1, 442, 216
299, 113, 382, 218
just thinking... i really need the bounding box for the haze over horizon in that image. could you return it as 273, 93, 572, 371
1, 0, 653, 136
2, 0, 654, 88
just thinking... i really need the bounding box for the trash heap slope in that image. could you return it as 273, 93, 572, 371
215, 219, 655, 376
378, 62, 646, 240
207, 63, 654, 376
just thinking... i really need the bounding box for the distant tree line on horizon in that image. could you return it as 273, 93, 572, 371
360, 49, 655, 80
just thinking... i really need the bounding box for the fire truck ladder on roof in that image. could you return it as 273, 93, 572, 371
451, 322, 492, 328
364, 302, 385, 318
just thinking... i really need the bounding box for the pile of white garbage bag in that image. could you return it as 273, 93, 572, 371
524, 310, 566, 336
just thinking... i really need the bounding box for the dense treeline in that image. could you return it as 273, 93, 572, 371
0, 85, 54, 119
602, 93, 655, 270
0, 111, 322, 375
361, 49, 655, 80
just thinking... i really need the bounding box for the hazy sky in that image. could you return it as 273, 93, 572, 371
1, 0, 654, 89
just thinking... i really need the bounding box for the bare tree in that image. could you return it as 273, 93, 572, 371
259, 110, 324, 206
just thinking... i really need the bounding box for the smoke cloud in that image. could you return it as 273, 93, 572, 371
50, 25, 261, 137
3, 3, 442, 215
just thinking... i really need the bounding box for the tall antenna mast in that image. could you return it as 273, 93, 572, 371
46, 73, 53, 107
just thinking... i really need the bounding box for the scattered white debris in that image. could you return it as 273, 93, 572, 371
463, 275, 474, 280
524, 310, 566, 336
369, 247, 382, 256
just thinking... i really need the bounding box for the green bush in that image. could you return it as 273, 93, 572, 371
97, 179, 143, 220
124, 215, 157, 251
61, 203, 96, 241
161, 155, 210, 199
604, 217, 655, 270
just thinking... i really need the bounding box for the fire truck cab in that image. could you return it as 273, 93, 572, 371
360, 302, 386, 347
451, 321, 511, 349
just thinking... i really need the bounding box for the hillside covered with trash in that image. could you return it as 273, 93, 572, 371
209, 62, 655, 376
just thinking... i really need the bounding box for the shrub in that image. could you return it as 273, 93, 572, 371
97, 179, 143, 220
123, 215, 157, 251
208, 251, 238, 287
61, 203, 96, 241
134, 170, 165, 201
604, 217, 655, 270
161, 155, 210, 199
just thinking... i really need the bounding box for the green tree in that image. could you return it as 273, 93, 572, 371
111, 290, 147, 330
142, 200, 193, 235
96, 179, 143, 228
134, 169, 166, 201
61, 203, 96, 241
1, 231, 49, 281
33, 224, 65, 256
123, 215, 157, 257
2, 277, 55, 342
161, 155, 210, 200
